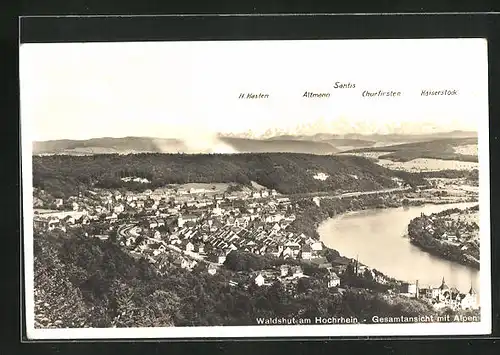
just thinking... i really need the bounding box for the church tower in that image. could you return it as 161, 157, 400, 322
468, 281, 478, 306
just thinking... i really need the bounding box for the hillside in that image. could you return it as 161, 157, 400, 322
33, 131, 477, 156
33, 137, 187, 155
322, 138, 376, 147
32, 153, 424, 198
342, 131, 477, 143
343, 137, 478, 162
218, 137, 339, 154
243, 130, 477, 143
34, 229, 439, 328
33, 136, 339, 156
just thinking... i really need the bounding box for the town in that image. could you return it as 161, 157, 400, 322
407, 205, 480, 268
33, 178, 479, 312
398, 277, 478, 311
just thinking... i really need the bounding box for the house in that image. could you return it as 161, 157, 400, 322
64, 216, 76, 225
228, 243, 238, 251
356, 264, 368, 276
105, 213, 118, 222
113, 204, 124, 214
402, 282, 418, 296
282, 246, 294, 259
265, 214, 285, 223
312, 197, 321, 207
185, 241, 195, 253
252, 192, 261, 199
301, 244, 313, 260
178, 214, 200, 228
280, 265, 289, 277
212, 205, 223, 216
461, 286, 478, 309
327, 272, 341, 288
173, 256, 197, 270
196, 242, 205, 254
262, 244, 278, 258
172, 256, 185, 268
208, 264, 217, 275
255, 273, 266, 286
284, 241, 301, 257
271, 223, 281, 232
304, 236, 316, 245
311, 242, 323, 253
54, 198, 64, 207
235, 217, 249, 228
276, 197, 290, 203
291, 266, 304, 278
217, 252, 226, 265
261, 190, 269, 198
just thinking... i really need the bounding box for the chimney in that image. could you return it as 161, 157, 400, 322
416, 280, 419, 299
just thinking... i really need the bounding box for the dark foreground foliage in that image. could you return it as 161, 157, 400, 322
34, 229, 444, 328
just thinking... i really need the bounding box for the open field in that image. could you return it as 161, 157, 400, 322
449, 210, 479, 225
377, 158, 479, 172
343, 137, 478, 163
340, 151, 392, 159
453, 144, 478, 156
339, 152, 479, 172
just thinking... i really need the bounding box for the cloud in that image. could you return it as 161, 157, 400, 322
152, 128, 238, 154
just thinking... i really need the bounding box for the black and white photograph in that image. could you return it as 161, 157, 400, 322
20, 38, 491, 339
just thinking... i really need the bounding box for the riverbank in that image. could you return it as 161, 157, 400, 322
408, 236, 479, 270
315, 198, 479, 296
407, 206, 480, 270
306, 193, 478, 290
290, 189, 477, 244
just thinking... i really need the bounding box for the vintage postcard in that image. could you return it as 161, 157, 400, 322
20, 38, 491, 339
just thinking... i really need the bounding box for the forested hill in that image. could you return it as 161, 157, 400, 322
32, 153, 424, 198
344, 137, 478, 162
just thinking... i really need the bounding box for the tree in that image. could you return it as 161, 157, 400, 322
324, 248, 340, 263
363, 268, 374, 281
297, 277, 312, 293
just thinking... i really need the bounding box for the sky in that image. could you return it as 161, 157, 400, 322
19, 39, 488, 142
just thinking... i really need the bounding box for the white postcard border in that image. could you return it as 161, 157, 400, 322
21, 38, 492, 339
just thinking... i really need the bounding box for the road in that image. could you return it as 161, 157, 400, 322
321, 186, 412, 199
287, 186, 412, 200
117, 223, 139, 239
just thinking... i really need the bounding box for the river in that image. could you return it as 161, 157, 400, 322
318, 202, 480, 295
